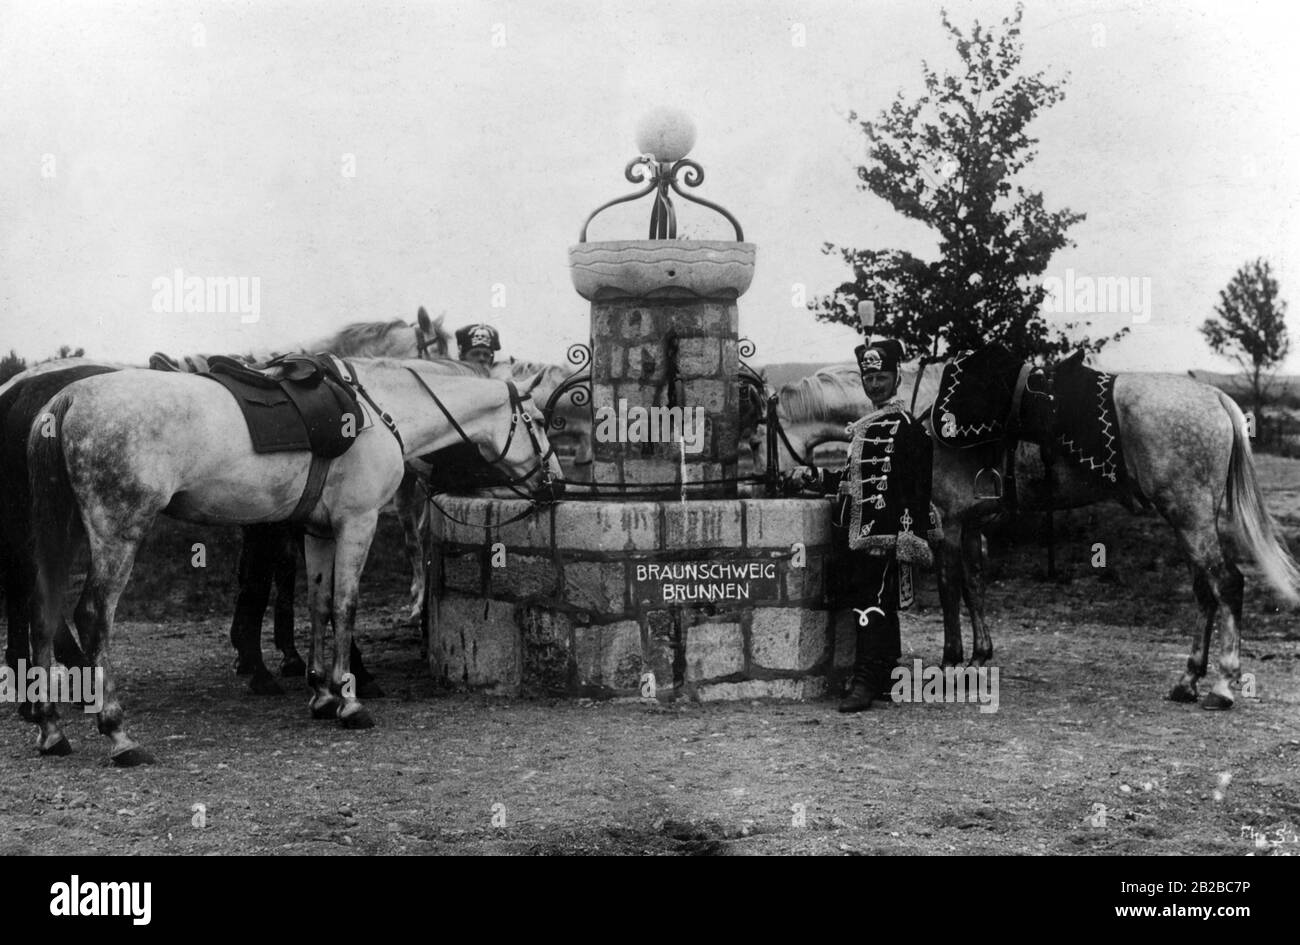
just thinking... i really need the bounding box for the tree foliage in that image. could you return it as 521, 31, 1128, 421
1200, 257, 1289, 418
814, 3, 1127, 363
0, 349, 27, 385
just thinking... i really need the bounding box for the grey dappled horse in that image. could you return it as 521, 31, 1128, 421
25, 360, 562, 764
749, 360, 1300, 710
2, 314, 456, 702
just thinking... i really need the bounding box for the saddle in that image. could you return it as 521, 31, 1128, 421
1050, 349, 1128, 490
147, 351, 370, 530
202, 353, 364, 459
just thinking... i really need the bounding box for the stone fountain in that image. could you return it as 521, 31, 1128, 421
424, 109, 847, 701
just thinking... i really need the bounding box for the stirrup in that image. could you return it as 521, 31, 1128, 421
974, 467, 1003, 499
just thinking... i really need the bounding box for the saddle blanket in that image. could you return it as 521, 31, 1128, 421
931, 345, 1024, 449
1052, 351, 1126, 488
202, 354, 364, 459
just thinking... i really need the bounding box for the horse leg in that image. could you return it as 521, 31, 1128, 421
393, 470, 425, 625
1207, 558, 1246, 709
331, 510, 380, 729
350, 640, 383, 699
4, 553, 35, 721
28, 531, 76, 756
5, 552, 85, 698
231, 524, 282, 695
76, 522, 154, 765
1168, 521, 1234, 707
937, 530, 965, 667
272, 524, 306, 678
961, 523, 994, 666
302, 532, 341, 720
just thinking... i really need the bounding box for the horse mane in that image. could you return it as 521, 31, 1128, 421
305, 319, 424, 358
775, 361, 942, 424
776, 364, 866, 423
359, 356, 485, 376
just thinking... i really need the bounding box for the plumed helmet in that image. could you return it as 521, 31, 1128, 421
855, 338, 905, 376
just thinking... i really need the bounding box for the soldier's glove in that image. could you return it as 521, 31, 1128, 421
781, 467, 820, 495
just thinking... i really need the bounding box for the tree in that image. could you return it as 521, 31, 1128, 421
0, 349, 26, 385
814, 3, 1127, 363
1200, 258, 1290, 438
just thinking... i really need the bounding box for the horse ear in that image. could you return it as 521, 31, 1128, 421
417, 307, 431, 332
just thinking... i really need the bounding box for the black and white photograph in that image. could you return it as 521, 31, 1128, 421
1, 0, 1296, 882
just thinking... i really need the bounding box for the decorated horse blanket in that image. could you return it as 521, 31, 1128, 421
1051, 350, 1127, 489
930, 344, 1026, 449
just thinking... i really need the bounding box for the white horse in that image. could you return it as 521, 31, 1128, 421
26, 359, 563, 764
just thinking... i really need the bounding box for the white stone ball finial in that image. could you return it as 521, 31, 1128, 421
635, 107, 696, 163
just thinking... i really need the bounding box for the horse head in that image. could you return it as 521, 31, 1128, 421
415, 307, 452, 360
491, 373, 566, 503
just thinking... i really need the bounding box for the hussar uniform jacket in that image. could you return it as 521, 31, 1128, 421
810, 400, 941, 565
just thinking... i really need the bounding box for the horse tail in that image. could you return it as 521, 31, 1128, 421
1218, 389, 1300, 604
26, 391, 82, 623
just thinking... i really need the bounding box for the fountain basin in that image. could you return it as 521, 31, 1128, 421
569, 240, 756, 301
425, 496, 841, 701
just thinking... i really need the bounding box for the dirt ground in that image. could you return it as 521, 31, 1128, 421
2, 458, 1298, 856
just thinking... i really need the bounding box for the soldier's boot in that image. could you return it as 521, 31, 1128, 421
838, 677, 875, 713
839, 622, 899, 713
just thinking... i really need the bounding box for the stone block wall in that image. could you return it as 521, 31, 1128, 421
588, 300, 740, 497
426, 497, 835, 701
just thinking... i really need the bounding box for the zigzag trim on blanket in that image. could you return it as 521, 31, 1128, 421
934, 352, 1002, 440
1056, 371, 1121, 483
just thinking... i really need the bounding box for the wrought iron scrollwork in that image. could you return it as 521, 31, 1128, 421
543, 342, 593, 433
579, 157, 744, 242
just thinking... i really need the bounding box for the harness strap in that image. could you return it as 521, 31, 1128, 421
1008, 362, 1033, 433
332, 355, 404, 454
288, 453, 333, 531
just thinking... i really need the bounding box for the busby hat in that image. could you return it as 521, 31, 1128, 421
455, 323, 501, 357
855, 338, 905, 376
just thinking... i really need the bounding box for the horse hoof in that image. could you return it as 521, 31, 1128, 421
281, 655, 307, 678
339, 707, 375, 730
233, 655, 257, 677
249, 672, 284, 696
357, 679, 385, 700
1168, 685, 1198, 703
39, 735, 72, 757
111, 746, 155, 767
310, 698, 341, 720
1202, 692, 1234, 711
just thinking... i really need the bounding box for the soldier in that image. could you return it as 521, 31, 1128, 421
455, 323, 501, 369
787, 337, 941, 712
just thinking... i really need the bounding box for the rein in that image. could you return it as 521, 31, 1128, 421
767, 394, 816, 468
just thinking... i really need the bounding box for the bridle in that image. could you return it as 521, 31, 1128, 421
403, 367, 560, 503
414, 323, 440, 360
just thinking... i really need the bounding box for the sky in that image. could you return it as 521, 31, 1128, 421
2, 0, 1297, 374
